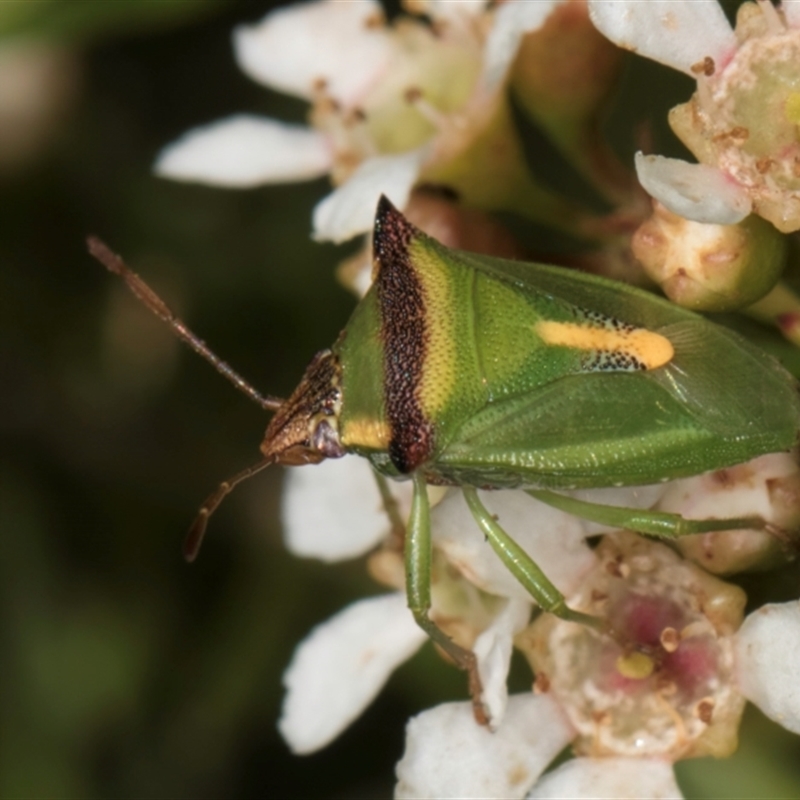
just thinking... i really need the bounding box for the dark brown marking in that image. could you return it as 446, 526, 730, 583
373, 196, 434, 473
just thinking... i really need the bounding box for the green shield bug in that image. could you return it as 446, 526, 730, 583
89, 196, 800, 720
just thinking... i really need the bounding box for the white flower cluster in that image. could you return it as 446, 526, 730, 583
156, 0, 560, 244
155, 0, 800, 797
590, 0, 800, 232
281, 454, 800, 798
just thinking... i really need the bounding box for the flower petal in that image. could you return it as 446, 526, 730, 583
233, 0, 394, 105
588, 0, 736, 76
656, 454, 800, 574
527, 756, 683, 799
282, 456, 410, 562
783, 0, 800, 28
635, 153, 752, 225
395, 694, 574, 800
154, 115, 331, 187
473, 597, 532, 726
312, 149, 425, 243
482, 0, 561, 90
406, 0, 489, 21
279, 592, 427, 753
658, 452, 799, 523
432, 489, 596, 602
734, 601, 800, 734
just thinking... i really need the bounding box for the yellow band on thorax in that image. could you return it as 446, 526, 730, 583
341, 417, 391, 450
416, 251, 458, 416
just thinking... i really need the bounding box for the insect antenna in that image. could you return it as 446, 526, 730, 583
86, 236, 285, 413
184, 456, 275, 562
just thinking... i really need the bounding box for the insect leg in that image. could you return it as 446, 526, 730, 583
526, 489, 766, 540
373, 470, 406, 551
406, 472, 488, 725
462, 486, 603, 631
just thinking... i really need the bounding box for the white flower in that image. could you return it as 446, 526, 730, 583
733, 601, 800, 734
281, 455, 409, 562
155, 0, 567, 243
153, 116, 332, 189
395, 694, 577, 800
589, 0, 800, 232
277, 453, 800, 759
281, 456, 760, 752
397, 692, 683, 800
633, 153, 752, 227
394, 455, 800, 797
279, 454, 800, 784
395, 530, 800, 799
277, 464, 607, 752
279, 591, 428, 754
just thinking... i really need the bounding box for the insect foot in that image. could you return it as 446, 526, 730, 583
517, 530, 747, 761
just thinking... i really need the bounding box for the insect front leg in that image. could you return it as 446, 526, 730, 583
462, 486, 603, 631
405, 472, 488, 725
526, 489, 766, 539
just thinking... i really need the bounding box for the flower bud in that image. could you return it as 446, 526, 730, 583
657, 453, 800, 576
631, 203, 786, 311
509, 0, 629, 203
511, 0, 620, 124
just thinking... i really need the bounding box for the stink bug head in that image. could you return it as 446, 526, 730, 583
259, 349, 345, 466
185, 347, 349, 562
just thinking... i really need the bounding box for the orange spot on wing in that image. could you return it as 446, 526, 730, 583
536, 321, 674, 370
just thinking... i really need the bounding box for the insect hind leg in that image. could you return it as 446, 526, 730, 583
462, 486, 603, 631
526, 488, 766, 540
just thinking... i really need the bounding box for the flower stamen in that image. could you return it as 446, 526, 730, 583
656, 688, 690, 750
695, 696, 716, 724
690, 56, 716, 77
404, 86, 450, 130
660, 626, 680, 653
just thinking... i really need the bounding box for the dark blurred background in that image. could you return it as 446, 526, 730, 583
1, 2, 436, 796
3, 1, 800, 797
